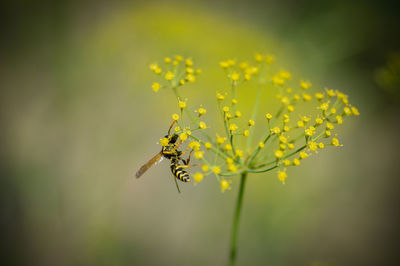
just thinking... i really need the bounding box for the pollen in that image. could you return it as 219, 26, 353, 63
248, 120, 255, 126
199, 121, 207, 129
172, 113, 180, 121
213, 166, 221, 175
160, 137, 169, 147
165, 71, 174, 80
194, 151, 205, 159
220, 179, 232, 192
274, 150, 284, 158
277, 170, 288, 184
152, 82, 161, 92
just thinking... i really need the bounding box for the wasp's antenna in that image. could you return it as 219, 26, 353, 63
173, 176, 181, 193
168, 120, 176, 135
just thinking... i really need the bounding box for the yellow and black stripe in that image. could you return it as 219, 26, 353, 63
170, 160, 190, 182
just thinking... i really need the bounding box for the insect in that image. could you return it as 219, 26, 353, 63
135, 121, 197, 193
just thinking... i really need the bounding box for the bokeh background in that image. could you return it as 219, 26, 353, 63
1, 0, 400, 265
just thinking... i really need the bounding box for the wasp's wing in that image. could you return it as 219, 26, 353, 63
135, 152, 163, 178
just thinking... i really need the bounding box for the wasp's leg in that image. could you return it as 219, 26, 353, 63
173, 175, 181, 193
182, 149, 194, 165
176, 164, 202, 168
168, 120, 176, 135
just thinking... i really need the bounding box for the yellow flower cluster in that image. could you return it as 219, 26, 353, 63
149, 53, 359, 192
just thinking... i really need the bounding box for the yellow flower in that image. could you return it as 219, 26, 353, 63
174, 126, 181, 132
293, 94, 301, 101
302, 93, 312, 101
280, 144, 286, 150
226, 157, 234, 164
271, 126, 281, 134
343, 107, 352, 115
305, 126, 316, 137
299, 151, 308, 159
297, 120, 305, 128
205, 142, 212, 149
235, 111, 242, 118
224, 144, 232, 151
164, 57, 171, 63
152, 82, 161, 92
216, 93, 225, 100
178, 100, 186, 109
165, 71, 174, 80
189, 141, 201, 151
219, 61, 230, 68
283, 114, 290, 123
281, 96, 290, 105
179, 133, 188, 142
187, 130, 192, 135
230, 71, 240, 81
213, 166, 221, 175
288, 143, 295, 149
287, 105, 295, 112
325, 130, 331, 137
185, 58, 193, 66
198, 107, 207, 115
318, 142, 325, 149
243, 130, 250, 137
302, 116, 310, 123
180, 79, 185, 85
293, 158, 300, 166
235, 149, 244, 157
272, 75, 285, 86
259, 142, 265, 148
308, 141, 318, 151
223, 106, 229, 112
248, 120, 255, 126
254, 53, 264, 62
279, 70, 292, 80
351, 106, 360, 116
202, 165, 209, 172
220, 179, 231, 192
326, 89, 335, 97
274, 150, 284, 158
277, 170, 287, 184
232, 99, 238, 105
194, 151, 204, 159
186, 74, 195, 83
279, 135, 287, 143
330, 108, 336, 114
229, 123, 238, 132
149, 63, 159, 71
175, 55, 184, 61
239, 62, 249, 69
194, 172, 204, 183
336, 115, 343, 124
326, 122, 334, 130
160, 137, 169, 147
199, 121, 207, 129
315, 92, 324, 100
265, 55, 275, 64
172, 113, 180, 121
315, 118, 324, 125
332, 137, 340, 146
283, 159, 291, 166
228, 163, 237, 172
186, 67, 194, 74
216, 134, 226, 144
320, 102, 329, 111
300, 80, 312, 89
265, 113, 273, 120
154, 67, 162, 74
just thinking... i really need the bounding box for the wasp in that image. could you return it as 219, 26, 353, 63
135, 121, 198, 193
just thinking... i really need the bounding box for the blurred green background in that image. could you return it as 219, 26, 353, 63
1, 0, 400, 265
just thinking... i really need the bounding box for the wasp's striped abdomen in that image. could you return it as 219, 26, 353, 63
171, 164, 191, 182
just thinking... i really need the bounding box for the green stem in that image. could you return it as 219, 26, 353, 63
229, 171, 248, 266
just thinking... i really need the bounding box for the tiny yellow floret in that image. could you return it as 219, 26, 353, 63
160, 137, 169, 147
213, 166, 221, 175
351, 106, 360, 116
300, 80, 312, 89
277, 170, 288, 184
293, 158, 300, 166
266, 113, 273, 120
216, 93, 225, 100
244, 130, 250, 137
248, 120, 255, 126
229, 123, 238, 132
172, 113, 180, 121
220, 179, 231, 192
274, 150, 284, 158
259, 142, 265, 148
178, 100, 186, 109
224, 144, 232, 151
198, 107, 207, 115
165, 71, 174, 80
271, 126, 281, 134
205, 142, 212, 149
194, 172, 204, 183
332, 137, 340, 147
199, 121, 207, 129
179, 133, 188, 142
299, 151, 308, 159
194, 151, 204, 159
202, 165, 209, 172
230, 71, 240, 81
152, 82, 161, 92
